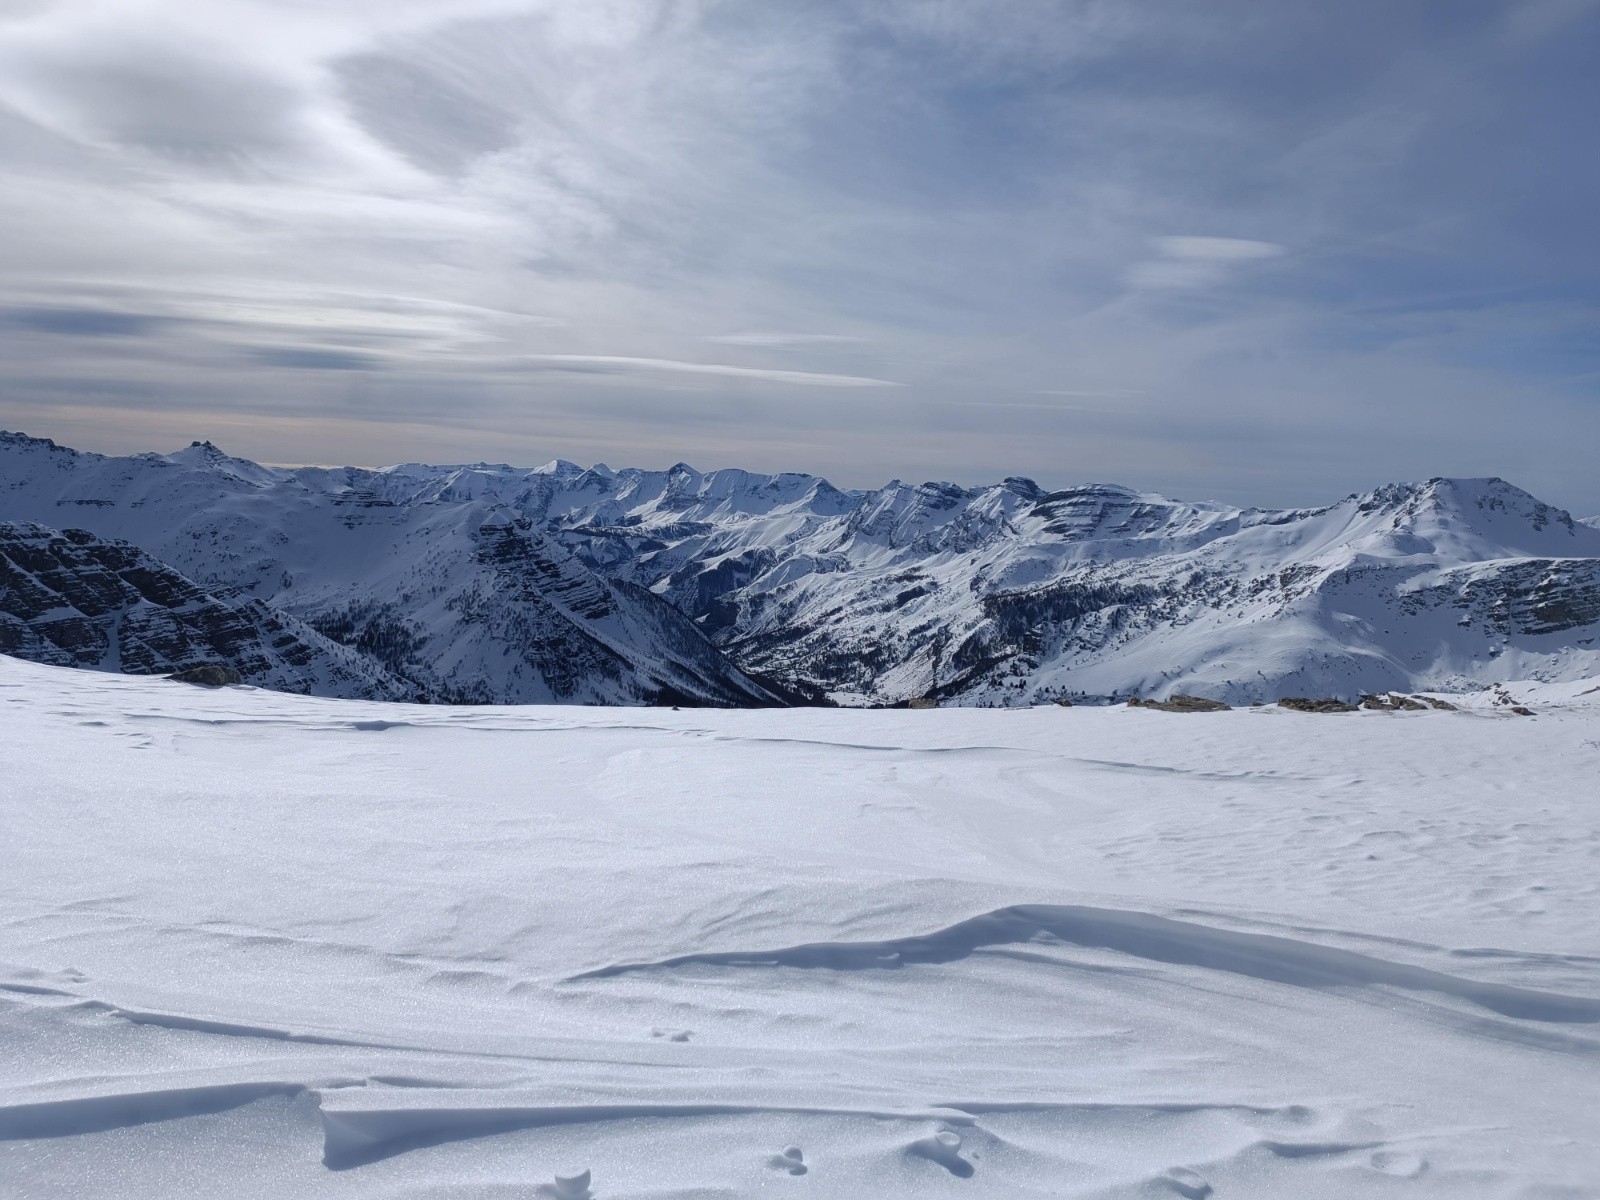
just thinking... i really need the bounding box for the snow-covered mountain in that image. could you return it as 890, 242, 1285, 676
0, 432, 776, 706
534, 469, 1600, 705
2, 429, 1597, 705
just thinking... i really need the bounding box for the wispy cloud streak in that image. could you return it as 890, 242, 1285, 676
508, 355, 900, 387
0, 1, 1593, 510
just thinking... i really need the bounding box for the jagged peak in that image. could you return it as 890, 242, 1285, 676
160, 439, 282, 485
1356, 475, 1567, 520
0, 429, 71, 453
1360, 476, 1527, 506
806, 475, 854, 498
1425, 474, 1511, 490
172, 439, 228, 459
533, 458, 585, 477
1340, 475, 1598, 561
858, 478, 966, 501
1032, 482, 1154, 509
167, 439, 233, 464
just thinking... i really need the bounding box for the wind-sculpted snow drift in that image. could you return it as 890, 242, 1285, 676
2, 429, 1598, 704
2, 657, 1598, 1197
574, 902, 1600, 1023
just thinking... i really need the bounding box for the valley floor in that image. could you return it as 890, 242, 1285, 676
1, 656, 1597, 1198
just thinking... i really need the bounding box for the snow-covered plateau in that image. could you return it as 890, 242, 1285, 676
2, 654, 1597, 1198
4, 430, 1599, 707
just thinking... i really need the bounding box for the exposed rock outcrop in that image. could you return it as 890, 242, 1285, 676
1277, 697, 1360, 714
0, 522, 415, 699
1128, 695, 1231, 713
169, 663, 243, 687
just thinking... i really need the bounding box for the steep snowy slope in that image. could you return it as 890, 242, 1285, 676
0, 522, 414, 698
0, 433, 776, 705
3, 430, 1597, 705
2, 656, 1598, 1198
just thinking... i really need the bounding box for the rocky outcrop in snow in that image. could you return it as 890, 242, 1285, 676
0, 521, 415, 698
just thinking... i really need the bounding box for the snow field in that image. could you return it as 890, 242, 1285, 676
1, 655, 1597, 1197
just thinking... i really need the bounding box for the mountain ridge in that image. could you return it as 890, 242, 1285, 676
2, 429, 1596, 706
0, 431, 780, 706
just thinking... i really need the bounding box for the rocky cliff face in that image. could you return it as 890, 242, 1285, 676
0, 522, 416, 698
2, 430, 1597, 706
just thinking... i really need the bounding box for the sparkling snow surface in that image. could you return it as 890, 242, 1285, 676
2, 656, 1598, 1198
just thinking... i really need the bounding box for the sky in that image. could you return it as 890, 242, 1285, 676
0, 0, 1597, 512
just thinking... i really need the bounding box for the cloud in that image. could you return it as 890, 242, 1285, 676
704, 332, 868, 347
1155, 236, 1286, 261
1034, 389, 1147, 398
1, 305, 165, 336
334, 52, 520, 177
1128, 236, 1287, 289
249, 346, 386, 372
0, 2, 1595, 512
0, 37, 308, 170
509, 355, 900, 388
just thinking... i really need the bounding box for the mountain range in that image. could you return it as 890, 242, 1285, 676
3, 429, 1597, 706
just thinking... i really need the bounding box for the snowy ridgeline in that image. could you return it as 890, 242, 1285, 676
3, 429, 1600, 706
2, 655, 1599, 1198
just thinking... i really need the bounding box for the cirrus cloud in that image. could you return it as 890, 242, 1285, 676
1128, 236, 1288, 289
0, 0, 1594, 511
508, 354, 900, 388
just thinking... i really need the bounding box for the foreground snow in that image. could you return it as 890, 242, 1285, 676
2, 656, 1597, 1198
